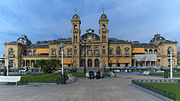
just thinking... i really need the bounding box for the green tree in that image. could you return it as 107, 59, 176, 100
34, 59, 61, 73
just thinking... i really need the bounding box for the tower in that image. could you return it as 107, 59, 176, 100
99, 11, 109, 68
71, 11, 81, 67
71, 12, 81, 43
99, 11, 109, 42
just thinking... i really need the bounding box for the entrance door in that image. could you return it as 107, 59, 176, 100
88, 59, 92, 67
94, 59, 99, 67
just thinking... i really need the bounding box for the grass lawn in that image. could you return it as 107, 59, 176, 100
150, 72, 180, 77
21, 73, 61, 83
146, 83, 180, 101
20, 72, 110, 83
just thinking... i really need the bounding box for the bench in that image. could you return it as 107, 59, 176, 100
0, 76, 21, 85
86, 73, 89, 78
110, 72, 115, 77
67, 73, 76, 82
141, 71, 150, 76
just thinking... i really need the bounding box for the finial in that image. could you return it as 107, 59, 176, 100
102, 8, 105, 14
75, 8, 77, 13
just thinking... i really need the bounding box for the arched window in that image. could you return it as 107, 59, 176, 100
24, 50, 27, 56
28, 51, 32, 55
125, 47, 129, 55
74, 25, 77, 30
116, 46, 121, 55
149, 49, 153, 54
94, 59, 99, 67
8, 48, 14, 55
102, 24, 106, 29
9, 48, 13, 51
88, 59, 92, 67
168, 47, 173, 54
145, 49, 148, 54
33, 50, 36, 55
154, 49, 158, 54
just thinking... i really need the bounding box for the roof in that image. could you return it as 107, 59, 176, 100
24, 44, 49, 48
109, 38, 130, 43
81, 28, 100, 39
72, 14, 80, 19
100, 13, 108, 19
132, 43, 158, 48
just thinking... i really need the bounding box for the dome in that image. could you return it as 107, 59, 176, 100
100, 13, 108, 19
72, 14, 80, 19
150, 34, 166, 43
16, 34, 31, 45
81, 28, 100, 39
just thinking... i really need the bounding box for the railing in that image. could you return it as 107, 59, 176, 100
132, 80, 176, 101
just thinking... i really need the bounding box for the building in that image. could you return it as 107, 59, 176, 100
178, 52, 180, 66
0, 55, 5, 68
4, 12, 178, 69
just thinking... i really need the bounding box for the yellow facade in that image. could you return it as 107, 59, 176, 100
4, 13, 178, 69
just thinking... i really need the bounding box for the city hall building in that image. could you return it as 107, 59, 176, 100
4, 12, 178, 69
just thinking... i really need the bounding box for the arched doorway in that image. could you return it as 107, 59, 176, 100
88, 59, 92, 67
80, 59, 85, 67
94, 59, 99, 67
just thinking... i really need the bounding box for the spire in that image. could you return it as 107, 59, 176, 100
72, 8, 80, 19
102, 8, 105, 14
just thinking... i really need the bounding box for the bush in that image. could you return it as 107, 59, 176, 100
34, 59, 61, 73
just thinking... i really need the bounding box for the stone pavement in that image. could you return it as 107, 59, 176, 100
0, 74, 163, 101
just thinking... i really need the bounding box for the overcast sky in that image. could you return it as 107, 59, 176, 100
0, 0, 180, 55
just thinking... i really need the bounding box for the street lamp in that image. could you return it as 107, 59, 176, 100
6, 55, 9, 76
60, 42, 66, 84
169, 47, 173, 78
84, 39, 87, 73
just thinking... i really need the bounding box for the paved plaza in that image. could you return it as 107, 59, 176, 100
0, 74, 163, 101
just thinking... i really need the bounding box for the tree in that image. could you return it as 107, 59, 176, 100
34, 59, 61, 73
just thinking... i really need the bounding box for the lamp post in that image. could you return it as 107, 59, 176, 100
6, 55, 9, 76
169, 47, 173, 79
60, 42, 66, 84
84, 39, 87, 73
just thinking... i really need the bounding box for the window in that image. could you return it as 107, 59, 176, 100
9, 60, 13, 67
74, 25, 77, 30
168, 47, 173, 54
116, 47, 121, 55
24, 50, 27, 56
145, 49, 148, 54
109, 49, 113, 55
149, 50, 153, 54
95, 50, 99, 55
28, 51, 32, 55
154, 49, 158, 54
102, 36, 106, 42
102, 49, 106, 54
74, 50, 77, 54
67, 50, 71, 55
102, 24, 106, 29
88, 50, 92, 55
59, 50, 64, 55
9, 48, 13, 51
33, 50, 36, 55
81, 50, 85, 55
125, 49, 129, 54
124, 47, 129, 55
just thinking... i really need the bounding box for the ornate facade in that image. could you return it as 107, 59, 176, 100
4, 12, 178, 69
